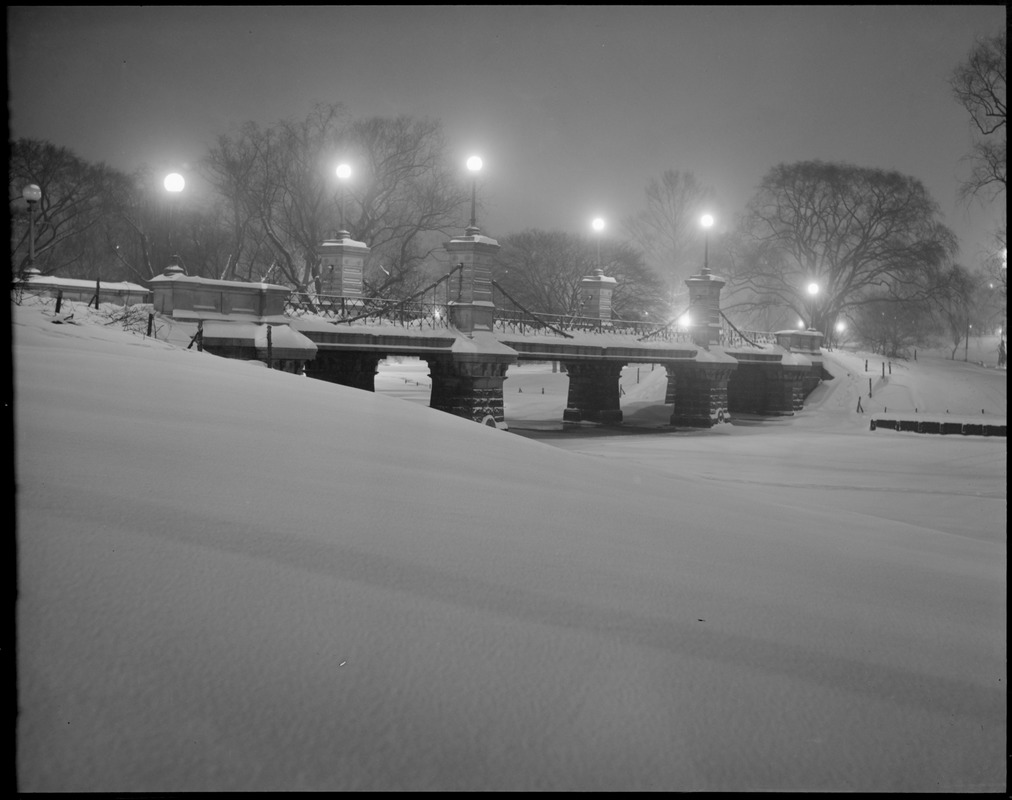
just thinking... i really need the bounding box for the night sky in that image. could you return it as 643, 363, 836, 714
7, 5, 1006, 261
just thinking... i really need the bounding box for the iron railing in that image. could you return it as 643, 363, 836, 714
719, 312, 777, 348
284, 270, 778, 347
490, 281, 694, 341
285, 264, 464, 331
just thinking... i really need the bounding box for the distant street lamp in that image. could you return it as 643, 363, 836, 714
22, 183, 42, 275
591, 217, 605, 270
466, 155, 483, 234
834, 319, 846, 348
164, 172, 185, 258
336, 163, 352, 236
700, 213, 714, 271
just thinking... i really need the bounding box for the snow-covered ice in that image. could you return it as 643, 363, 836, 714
14, 296, 1006, 791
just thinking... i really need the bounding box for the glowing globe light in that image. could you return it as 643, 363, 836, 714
700, 213, 714, 229
164, 173, 185, 193
592, 217, 605, 232
466, 155, 483, 173
336, 163, 351, 180
807, 282, 820, 296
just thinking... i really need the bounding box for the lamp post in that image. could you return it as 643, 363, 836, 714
336, 163, 351, 236
22, 183, 42, 276
164, 172, 185, 260
591, 217, 605, 270
466, 155, 482, 234
700, 213, 714, 271
806, 281, 820, 330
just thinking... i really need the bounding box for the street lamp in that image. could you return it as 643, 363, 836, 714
466, 155, 482, 234
336, 163, 352, 236
591, 217, 605, 270
806, 282, 820, 330
164, 172, 185, 258
700, 213, 714, 271
22, 183, 42, 275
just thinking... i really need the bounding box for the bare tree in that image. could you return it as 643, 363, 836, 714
9, 139, 131, 279
950, 31, 1006, 203
492, 228, 664, 319
728, 161, 958, 338
931, 264, 978, 359
622, 169, 716, 302
348, 116, 471, 297
201, 104, 470, 296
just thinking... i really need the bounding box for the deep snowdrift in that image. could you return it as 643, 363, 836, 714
14, 298, 1006, 791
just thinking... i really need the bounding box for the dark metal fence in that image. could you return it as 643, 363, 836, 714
284, 265, 464, 330
283, 268, 776, 347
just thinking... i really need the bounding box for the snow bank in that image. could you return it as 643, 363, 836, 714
14, 298, 1006, 791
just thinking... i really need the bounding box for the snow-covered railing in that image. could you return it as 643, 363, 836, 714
285, 265, 464, 331
719, 313, 777, 349
491, 281, 691, 341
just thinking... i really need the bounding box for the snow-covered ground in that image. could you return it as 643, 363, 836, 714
14, 296, 1006, 792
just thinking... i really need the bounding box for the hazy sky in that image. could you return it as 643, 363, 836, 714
7, 5, 1006, 261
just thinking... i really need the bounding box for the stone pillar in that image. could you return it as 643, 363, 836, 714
427, 355, 512, 428
443, 230, 500, 335
667, 361, 736, 428
685, 267, 726, 349
317, 233, 369, 296
578, 269, 617, 322
305, 350, 383, 391
562, 360, 624, 423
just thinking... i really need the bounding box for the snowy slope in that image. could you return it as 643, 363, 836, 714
13, 297, 1006, 792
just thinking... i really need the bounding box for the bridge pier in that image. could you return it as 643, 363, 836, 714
305, 350, 383, 391
427, 353, 513, 428
727, 361, 809, 416
665, 359, 736, 427
562, 360, 624, 423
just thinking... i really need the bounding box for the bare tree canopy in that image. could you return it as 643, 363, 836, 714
950, 31, 1006, 202
201, 103, 470, 296
621, 169, 716, 301
492, 228, 664, 320
9, 139, 131, 279
728, 160, 958, 336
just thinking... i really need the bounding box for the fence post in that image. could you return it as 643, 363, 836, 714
868, 377, 872, 398
146, 313, 154, 337
55, 290, 63, 314
267, 324, 273, 369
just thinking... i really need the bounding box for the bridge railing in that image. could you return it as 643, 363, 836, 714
491, 281, 693, 341
719, 312, 777, 349
285, 265, 463, 331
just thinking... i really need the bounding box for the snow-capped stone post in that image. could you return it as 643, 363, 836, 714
316, 230, 368, 297
578, 268, 617, 324
443, 228, 498, 336
685, 265, 724, 349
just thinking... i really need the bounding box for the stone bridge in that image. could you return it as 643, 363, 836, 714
150, 226, 825, 430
